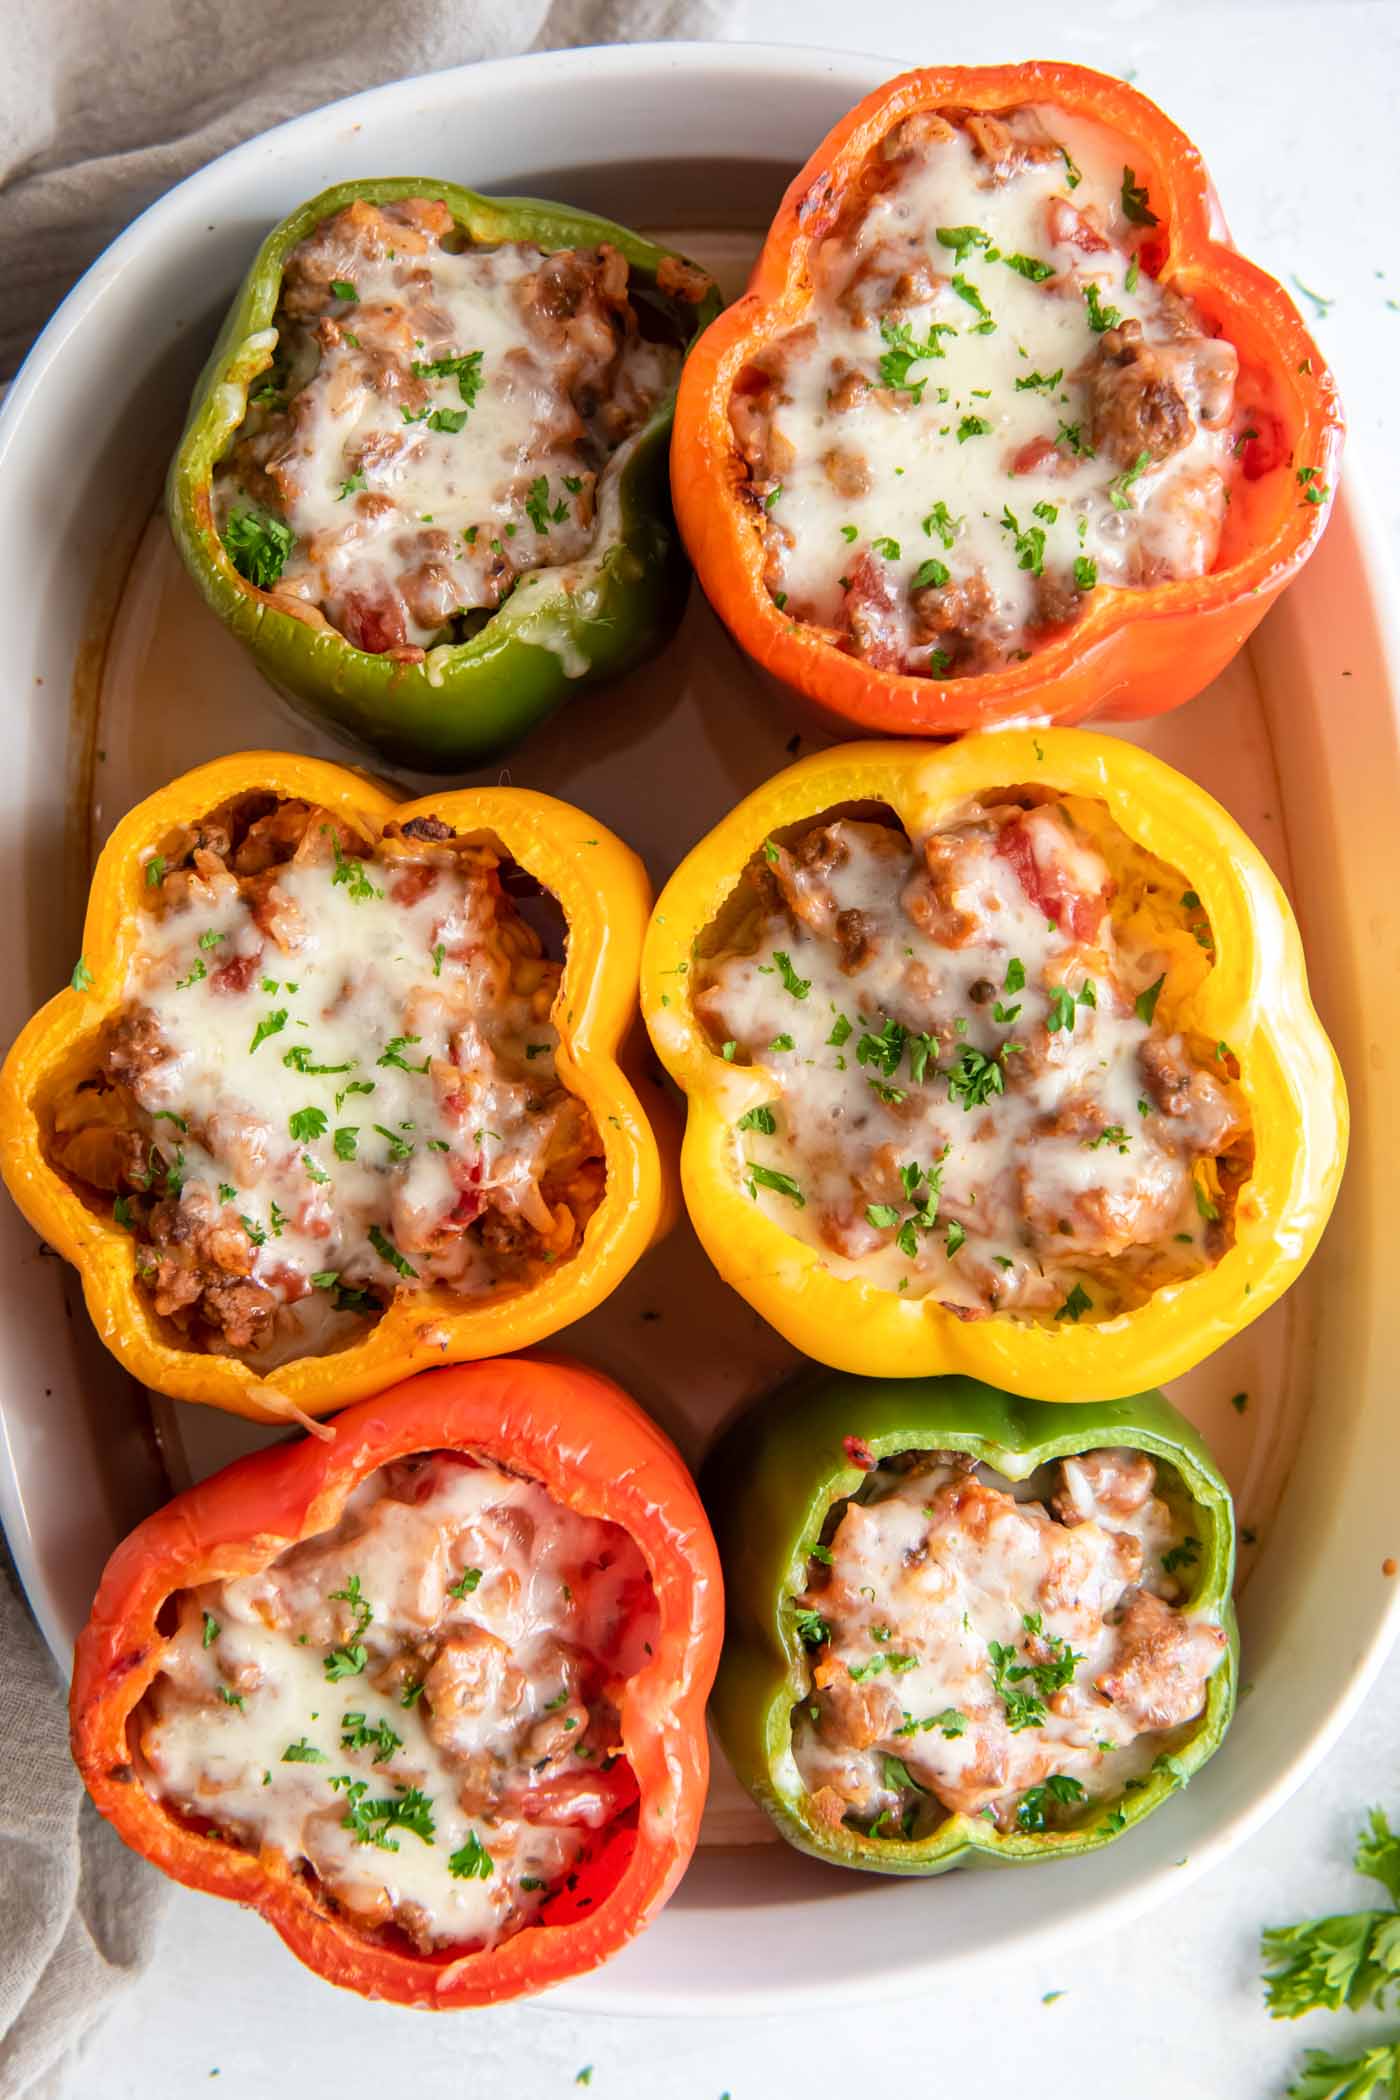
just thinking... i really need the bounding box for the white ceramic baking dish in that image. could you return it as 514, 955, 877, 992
0, 41, 1395, 2012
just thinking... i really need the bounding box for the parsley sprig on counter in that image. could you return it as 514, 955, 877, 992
1264, 1810, 1400, 2019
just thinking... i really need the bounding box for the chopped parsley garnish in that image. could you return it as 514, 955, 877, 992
217, 1686, 245, 1709
793, 1606, 831, 1648
1000, 506, 1047, 578
1134, 973, 1166, 1024
1001, 251, 1055, 282
248, 1008, 287, 1055
1083, 283, 1123, 334
239, 1214, 267, 1248
221, 508, 294, 589
1017, 1774, 1088, 1830
866, 1203, 901, 1230
1108, 448, 1152, 510
772, 950, 811, 999
877, 313, 955, 401
1004, 957, 1026, 993
951, 273, 996, 331
746, 1163, 805, 1208
945, 1045, 1006, 1111
1120, 166, 1159, 227
944, 1219, 966, 1258
71, 956, 94, 991
1060, 146, 1082, 189
1161, 1536, 1201, 1575
378, 1034, 430, 1074
1056, 1282, 1093, 1323
288, 1106, 328, 1143
935, 225, 990, 262
448, 1832, 494, 1880
1055, 420, 1094, 458
737, 1104, 777, 1136
769, 1033, 795, 1052
333, 1126, 359, 1161
399, 1680, 425, 1709
282, 1738, 328, 1763
337, 471, 366, 501
922, 500, 961, 548
447, 1567, 483, 1598
1074, 555, 1099, 589
1086, 1125, 1130, 1154
329, 279, 358, 302
374, 1123, 413, 1161
335, 1778, 436, 1851
1194, 1180, 1221, 1223
145, 855, 167, 887
175, 960, 207, 991
410, 350, 484, 407
871, 535, 901, 561
912, 556, 950, 590
368, 1224, 418, 1278
1014, 367, 1064, 393
340, 1712, 403, 1763
956, 414, 992, 442
426, 407, 468, 435
329, 833, 381, 901
283, 1046, 353, 1075
201, 1611, 220, 1648
324, 1642, 368, 1683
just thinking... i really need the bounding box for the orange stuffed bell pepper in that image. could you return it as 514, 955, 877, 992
641, 730, 1345, 1401
71, 1357, 722, 2008
0, 752, 666, 1425
672, 63, 1342, 737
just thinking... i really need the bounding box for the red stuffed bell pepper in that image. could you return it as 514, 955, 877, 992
70, 1358, 721, 2008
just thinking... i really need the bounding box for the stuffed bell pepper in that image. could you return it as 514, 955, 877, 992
673, 62, 1342, 737
168, 179, 719, 771
642, 730, 1345, 1400
71, 1357, 722, 2005
705, 1367, 1235, 1872
0, 752, 666, 1423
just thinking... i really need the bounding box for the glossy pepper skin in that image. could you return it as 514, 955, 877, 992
71, 1357, 723, 2006
641, 729, 1346, 1401
705, 1366, 1236, 1874
167, 177, 720, 773
671, 62, 1343, 739
0, 751, 668, 1425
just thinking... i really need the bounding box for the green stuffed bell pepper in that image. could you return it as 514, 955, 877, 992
704, 1370, 1237, 1875
167, 178, 720, 772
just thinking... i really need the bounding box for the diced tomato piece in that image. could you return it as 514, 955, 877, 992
1046, 198, 1109, 253
210, 951, 262, 996
515, 1760, 639, 1830
996, 817, 1106, 941
338, 589, 407, 655
1237, 411, 1288, 481
1010, 435, 1058, 477
389, 865, 437, 907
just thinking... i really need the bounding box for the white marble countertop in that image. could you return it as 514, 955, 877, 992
81, 5, 1400, 2095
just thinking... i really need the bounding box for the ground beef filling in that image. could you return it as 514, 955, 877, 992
731, 101, 1260, 676
49, 795, 604, 1360
213, 196, 683, 655
792, 1446, 1226, 1839
135, 1451, 657, 1953
695, 793, 1250, 1322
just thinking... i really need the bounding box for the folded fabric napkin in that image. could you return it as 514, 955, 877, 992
0, 0, 735, 380
0, 2, 735, 2088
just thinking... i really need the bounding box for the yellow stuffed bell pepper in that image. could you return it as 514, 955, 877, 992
1, 752, 667, 1425
642, 730, 1345, 1401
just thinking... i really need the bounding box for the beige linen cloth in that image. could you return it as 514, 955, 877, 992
0, 0, 734, 2091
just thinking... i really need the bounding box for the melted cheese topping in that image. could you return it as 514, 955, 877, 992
696, 798, 1248, 1320
735, 105, 1245, 674
137, 1452, 657, 1953
792, 1447, 1226, 1838
49, 805, 601, 1362
213, 199, 677, 653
